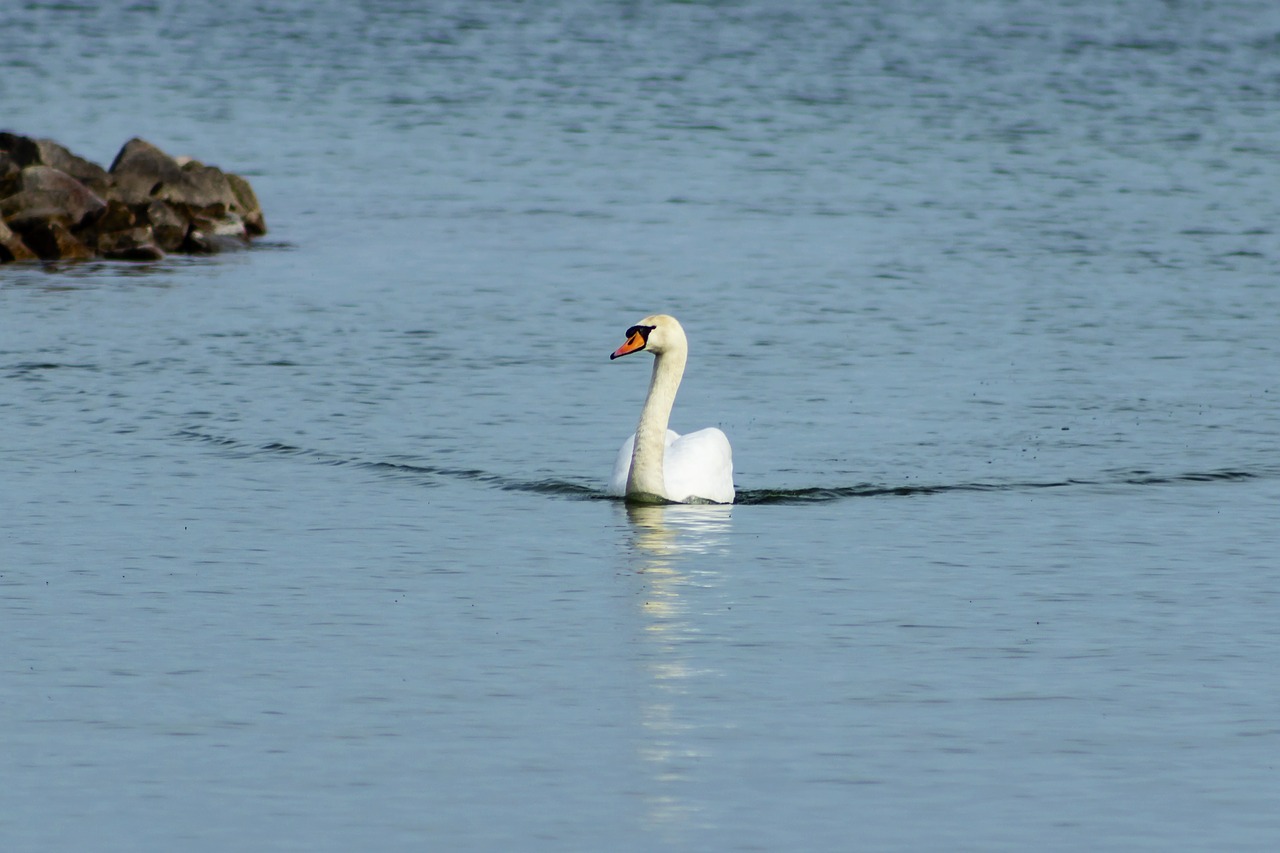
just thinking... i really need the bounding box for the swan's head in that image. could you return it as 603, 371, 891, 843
610, 314, 686, 360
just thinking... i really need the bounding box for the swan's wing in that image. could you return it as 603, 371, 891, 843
608, 433, 635, 496
663, 427, 735, 504
609, 430, 682, 497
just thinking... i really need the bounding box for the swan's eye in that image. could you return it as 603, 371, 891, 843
625, 325, 656, 341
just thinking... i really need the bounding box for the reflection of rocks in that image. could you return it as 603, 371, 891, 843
0, 132, 266, 263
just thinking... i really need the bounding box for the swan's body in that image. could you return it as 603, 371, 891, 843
607, 314, 734, 504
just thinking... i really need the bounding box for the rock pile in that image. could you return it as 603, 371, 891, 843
1, 133, 266, 263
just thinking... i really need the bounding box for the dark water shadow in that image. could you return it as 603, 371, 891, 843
175, 429, 1272, 505
734, 468, 1263, 505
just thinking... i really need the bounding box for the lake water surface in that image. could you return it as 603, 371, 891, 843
3, 1, 1280, 850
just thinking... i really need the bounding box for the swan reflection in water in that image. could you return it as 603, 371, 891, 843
621, 502, 732, 840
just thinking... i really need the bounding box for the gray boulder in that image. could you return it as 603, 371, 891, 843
0, 132, 111, 196
0, 165, 107, 229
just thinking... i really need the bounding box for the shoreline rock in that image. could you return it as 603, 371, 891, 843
0, 132, 266, 264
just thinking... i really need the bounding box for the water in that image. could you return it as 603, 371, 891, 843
3, 1, 1280, 850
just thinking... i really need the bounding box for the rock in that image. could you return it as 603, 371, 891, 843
145, 200, 187, 252
0, 151, 20, 196
176, 160, 240, 216
97, 226, 165, 261
0, 217, 38, 262
0, 132, 111, 196
17, 220, 96, 262
0, 165, 107, 229
185, 212, 251, 253
96, 198, 138, 233
107, 137, 188, 207
226, 172, 267, 235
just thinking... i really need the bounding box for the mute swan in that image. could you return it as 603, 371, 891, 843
608, 314, 735, 504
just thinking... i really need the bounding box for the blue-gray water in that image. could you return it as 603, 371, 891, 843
4, 1, 1280, 850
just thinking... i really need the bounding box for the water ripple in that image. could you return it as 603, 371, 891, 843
175, 430, 1270, 505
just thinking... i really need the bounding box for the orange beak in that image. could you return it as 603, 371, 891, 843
610, 331, 647, 360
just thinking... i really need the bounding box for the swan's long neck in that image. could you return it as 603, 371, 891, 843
627, 346, 686, 501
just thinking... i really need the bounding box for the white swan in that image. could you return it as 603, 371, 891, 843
607, 314, 735, 504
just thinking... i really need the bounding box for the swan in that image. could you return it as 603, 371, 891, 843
607, 314, 735, 504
